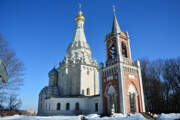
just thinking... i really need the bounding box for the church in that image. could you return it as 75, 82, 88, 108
37, 7, 145, 115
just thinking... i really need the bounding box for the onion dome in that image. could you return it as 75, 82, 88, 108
75, 10, 85, 21
48, 67, 58, 77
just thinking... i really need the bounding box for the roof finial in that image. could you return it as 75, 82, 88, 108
112, 5, 121, 34
53, 61, 57, 68
79, 3, 82, 11
75, 3, 85, 21
112, 5, 115, 13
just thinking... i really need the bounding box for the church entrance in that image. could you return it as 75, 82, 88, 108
106, 85, 117, 115
129, 93, 136, 112
128, 84, 137, 113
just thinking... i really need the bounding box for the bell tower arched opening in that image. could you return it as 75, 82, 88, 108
121, 42, 128, 58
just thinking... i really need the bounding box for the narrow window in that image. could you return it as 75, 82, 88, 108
95, 103, 98, 112
75, 102, 79, 111
82, 90, 84, 95
111, 45, 116, 59
57, 103, 61, 111
49, 104, 51, 110
122, 42, 128, 58
87, 88, 90, 95
66, 103, 70, 111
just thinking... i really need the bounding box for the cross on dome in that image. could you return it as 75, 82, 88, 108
75, 3, 85, 21
79, 3, 82, 10
112, 5, 115, 13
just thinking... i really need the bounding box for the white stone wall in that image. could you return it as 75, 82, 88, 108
38, 96, 102, 115
80, 65, 99, 96
57, 62, 98, 96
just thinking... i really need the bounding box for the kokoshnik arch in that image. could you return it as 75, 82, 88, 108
38, 6, 145, 115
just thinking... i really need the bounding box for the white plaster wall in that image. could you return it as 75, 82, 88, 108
88, 97, 101, 114
58, 65, 81, 96
80, 65, 99, 96
39, 96, 102, 115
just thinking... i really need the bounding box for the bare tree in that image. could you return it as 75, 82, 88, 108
8, 94, 22, 110
0, 35, 24, 90
0, 34, 24, 109
0, 95, 6, 110
140, 57, 180, 113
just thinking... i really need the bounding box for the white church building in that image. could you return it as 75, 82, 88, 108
38, 7, 145, 115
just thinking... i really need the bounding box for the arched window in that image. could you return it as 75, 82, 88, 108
95, 103, 98, 112
121, 42, 127, 58
46, 103, 48, 110
57, 103, 61, 111
87, 88, 90, 95
82, 90, 84, 95
111, 44, 116, 59
75, 102, 79, 111
66, 103, 70, 111
49, 104, 51, 110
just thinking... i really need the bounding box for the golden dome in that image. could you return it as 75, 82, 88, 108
75, 10, 85, 21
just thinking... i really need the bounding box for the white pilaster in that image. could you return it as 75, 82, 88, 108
137, 60, 146, 112
99, 64, 104, 114
127, 32, 132, 60
115, 33, 126, 114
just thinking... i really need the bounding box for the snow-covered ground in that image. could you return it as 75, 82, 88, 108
1, 115, 80, 120
0, 113, 145, 120
157, 113, 180, 120
1, 113, 180, 120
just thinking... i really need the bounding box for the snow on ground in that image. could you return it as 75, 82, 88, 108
157, 113, 180, 120
2, 113, 180, 120
0, 115, 81, 120
87, 113, 146, 120
0, 113, 146, 120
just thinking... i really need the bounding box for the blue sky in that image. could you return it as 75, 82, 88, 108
0, 0, 180, 110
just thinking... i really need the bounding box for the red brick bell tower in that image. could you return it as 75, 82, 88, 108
99, 7, 145, 115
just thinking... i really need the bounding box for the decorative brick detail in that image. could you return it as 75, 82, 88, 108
101, 12, 145, 114
102, 73, 120, 114
124, 72, 143, 113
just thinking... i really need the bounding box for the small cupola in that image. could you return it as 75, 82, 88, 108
48, 67, 58, 77
48, 67, 58, 87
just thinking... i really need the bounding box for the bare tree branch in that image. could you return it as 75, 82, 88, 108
8, 94, 22, 110
0, 34, 24, 109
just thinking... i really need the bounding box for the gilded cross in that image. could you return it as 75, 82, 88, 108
79, 3, 82, 10
112, 5, 116, 13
